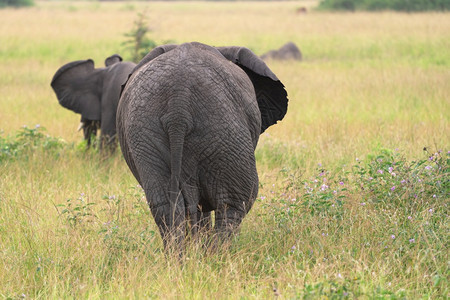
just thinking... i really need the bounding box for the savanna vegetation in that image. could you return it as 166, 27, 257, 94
0, 0, 33, 8
318, 0, 450, 11
0, 1, 448, 298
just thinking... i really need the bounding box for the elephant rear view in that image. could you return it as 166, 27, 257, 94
51, 54, 136, 151
117, 42, 288, 250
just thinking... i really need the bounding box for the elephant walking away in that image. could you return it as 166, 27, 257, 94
117, 42, 288, 251
261, 41, 302, 61
51, 54, 136, 151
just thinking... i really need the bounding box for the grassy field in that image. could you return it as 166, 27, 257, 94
0, 1, 449, 298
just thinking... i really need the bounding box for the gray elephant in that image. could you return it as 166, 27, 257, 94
117, 42, 288, 250
261, 42, 302, 61
51, 54, 136, 151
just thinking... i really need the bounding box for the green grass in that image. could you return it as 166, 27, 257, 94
0, 1, 449, 298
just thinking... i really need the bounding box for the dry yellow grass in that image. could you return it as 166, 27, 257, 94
0, 1, 449, 298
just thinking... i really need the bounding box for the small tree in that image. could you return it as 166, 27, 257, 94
123, 11, 157, 63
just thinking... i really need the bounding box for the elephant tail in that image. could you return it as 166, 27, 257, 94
164, 112, 193, 239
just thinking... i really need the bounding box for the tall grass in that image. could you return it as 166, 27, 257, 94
0, 1, 448, 298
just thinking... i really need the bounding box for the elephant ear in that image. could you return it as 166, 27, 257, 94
50, 59, 101, 121
216, 46, 288, 133
105, 54, 123, 67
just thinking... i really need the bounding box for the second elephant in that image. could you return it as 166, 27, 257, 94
261, 42, 302, 61
51, 54, 136, 151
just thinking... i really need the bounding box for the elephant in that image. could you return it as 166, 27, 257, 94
51, 54, 136, 151
117, 42, 288, 251
260, 42, 302, 61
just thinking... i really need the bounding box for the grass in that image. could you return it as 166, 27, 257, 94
0, 1, 449, 298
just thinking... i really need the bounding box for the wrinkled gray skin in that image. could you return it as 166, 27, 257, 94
51, 54, 136, 151
117, 42, 288, 251
261, 42, 302, 61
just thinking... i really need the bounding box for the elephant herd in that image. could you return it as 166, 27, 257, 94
51, 41, 296, 253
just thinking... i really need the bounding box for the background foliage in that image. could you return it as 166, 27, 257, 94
0, 1, 448, 298
122, 11, 157, 63
0, 0, 33, 8
318, 0, 450, 11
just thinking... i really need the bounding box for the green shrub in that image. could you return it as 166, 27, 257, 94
352, 148, 448, 210
122, 11, 157, 63
263, 147, 448, 228
0, 0, 33, 8
318, 0, 450, 11
0, 125, 65, 162
319, 0, 357, 11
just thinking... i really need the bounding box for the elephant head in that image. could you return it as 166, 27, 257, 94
51, 54, 136, 150
117, 42, 288, 252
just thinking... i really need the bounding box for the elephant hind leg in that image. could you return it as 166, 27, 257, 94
213, 203, 246, 243
181, 182, 212, 240
148, 193, 186, 254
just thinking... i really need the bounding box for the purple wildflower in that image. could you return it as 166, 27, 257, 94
320, 184, 329, 191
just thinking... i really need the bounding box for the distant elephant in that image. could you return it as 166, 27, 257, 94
117, 42, 288, 250
51, 54, 136, 151
260, 42, 302, 61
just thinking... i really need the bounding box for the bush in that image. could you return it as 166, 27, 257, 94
0, 125, 65, 162
317, 0, 450, 11
122, 11, 157, 63
319, 0, 357, 11
262, 147, 448, 227
0, 0, 33, 8
352, 148, 448, 210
